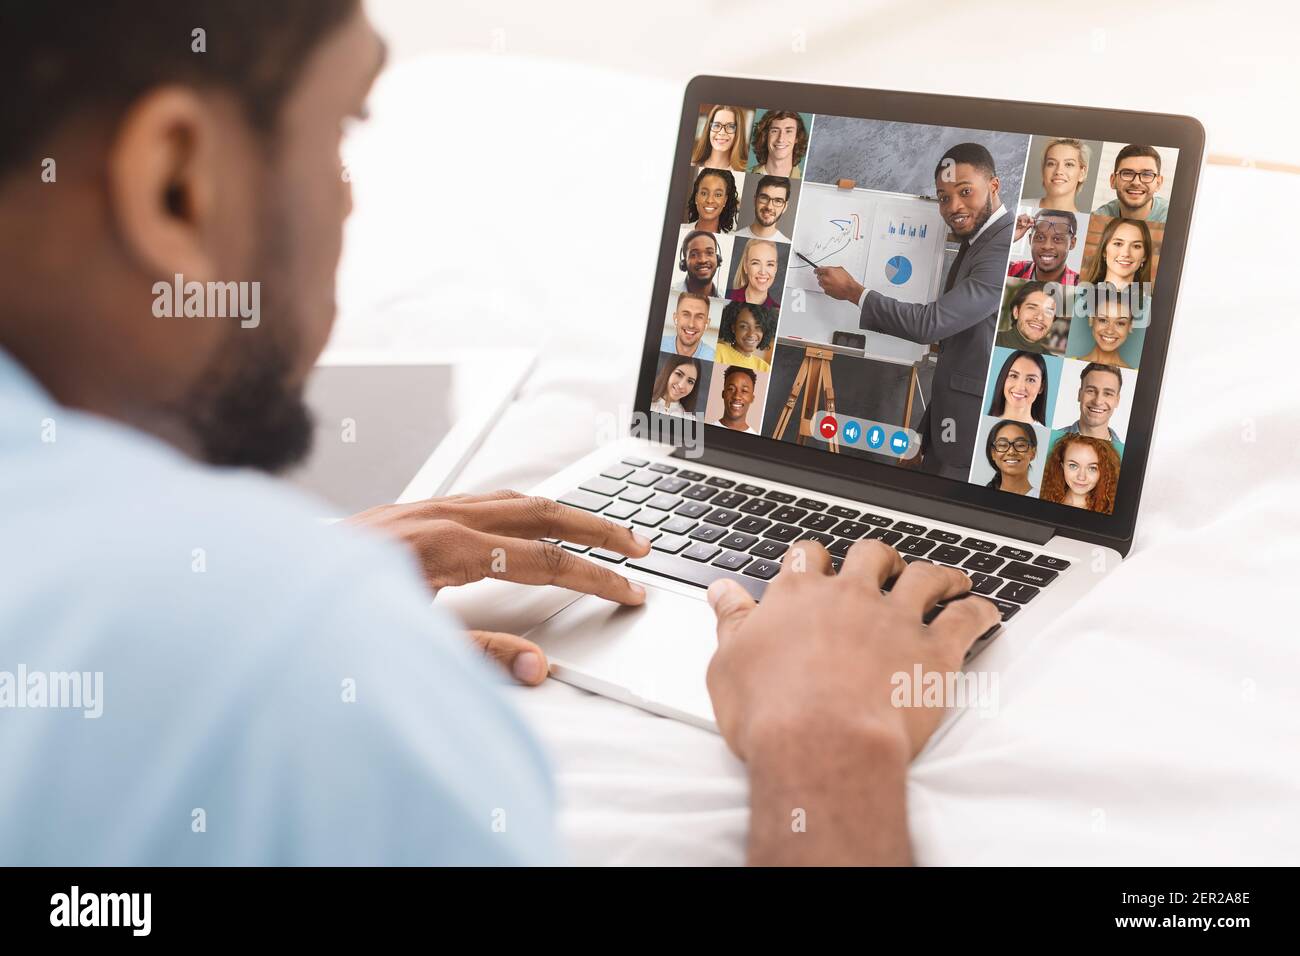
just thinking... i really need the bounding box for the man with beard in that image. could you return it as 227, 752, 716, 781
814, 143, 1014, 479
736, 175, 793, 243
672, 229, 723, 296
1092, 144, 1169, 222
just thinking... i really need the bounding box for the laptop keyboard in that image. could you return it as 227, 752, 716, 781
554, 457, 1071, 638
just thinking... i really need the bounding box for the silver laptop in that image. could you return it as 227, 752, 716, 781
439, 77, 1203, 732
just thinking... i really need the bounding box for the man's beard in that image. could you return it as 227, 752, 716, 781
963, 192, 995, 237
178, 328, 314, 473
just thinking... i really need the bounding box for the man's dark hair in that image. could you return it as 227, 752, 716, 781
1079, 362, 1123, 390
1114, 144, 1162, 173
722, 365, 757, 387
754, 175, 791, 198
1, 0, 357, 180
934, 142, 997, 183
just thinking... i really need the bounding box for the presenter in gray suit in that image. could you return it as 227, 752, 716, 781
814, 143, 1013, 480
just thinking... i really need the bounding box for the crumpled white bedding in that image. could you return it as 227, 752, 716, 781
335, 53, 1300, 865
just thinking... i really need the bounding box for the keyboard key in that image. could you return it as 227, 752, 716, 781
829, 520, 871, 539
603, 500, 640, 520
649, 462, 677, 473
894, 522, 927, 536
645, 493, 681, 511
733, 516, 772, 535
705, 476, 735, 488
925, 529, 962, 544
762, 523, 803, 542
621, 456, 649, 467
903, 555, 931, 564
771, 505, 808, 524
930, 545, 971, 565
674, 501, 710, 518
703, 508, 742, 526
619, 486, 655, 504
660, 515, 698, 535
1033, 554, 1071, 571
558, 489, 610, 512
589, 548, 626, 563
561, 541, 590, 553
830, 557, 844, 574
764, 490, 796, 503
860, 513, 892, 527
969, 573, 1001, 595
683, 542, 721, 561
962, 553, 1005, 574
627, 550, 765, 599
1000, 561, 1058, 587
739, 498, 777, 516
795, 498, 827, 511
651, 533, 689, 554
997, 581, 1040, 604
654, 476, 690, 495
720, 532, 759, 552
712, 550, 752, 571
989, 599, 1020, 621
962, 537, 997, 553
631, 510, 666, 527
799, 513, 838, 532
826, 505, 861, 520
600, 464, 635, 480
736, 483, 766, 496
688, 525, 726, 543
750, 540, 789, 559
626, 470, 662, 487
742, 559, 782, 580
682, 483, 717, 500
866, 528, 903, 546
997, 546, 1033, 562
898, 536, 935, 556
677, 469, 706, 481
712, 491, 747, 509
828, 538, 853, 557
797, 531, 835, 547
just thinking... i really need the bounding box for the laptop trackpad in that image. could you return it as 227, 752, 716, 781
525, 586, 719, 730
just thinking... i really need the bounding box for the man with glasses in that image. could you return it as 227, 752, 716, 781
1092, 144, 1168, 222
1008, 210, 1079, 286
736, 175, 793, 243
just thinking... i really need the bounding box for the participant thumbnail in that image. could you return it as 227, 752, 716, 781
1065, 283, 1148, 370
1039, 432, 1122, 514
735, 173, 801, 243
983, 346, 1062, 428
1019, 136, 1103, 215
996, 280, 1069, 355
671, 226, 733, 298
1090, 143, 1179, 223
690, 104, 753, 172
1050, 358, 1134, 458
683, 166, 744, 234
748, 109, 813, 179
704, 364, 768, 435
659, 290, 722, 361
715, 300, 777, 372
969, 416, 1049, 497
1008, 207, 1087, 287
726, 236, 788, 310
649, 350, 713, 420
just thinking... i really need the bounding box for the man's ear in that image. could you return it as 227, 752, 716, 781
106, 87, 222, 285
988, 175, 1001, 205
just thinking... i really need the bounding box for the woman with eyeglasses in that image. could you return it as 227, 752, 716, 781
690, 104, 749, 171
984, 420, 1039, 495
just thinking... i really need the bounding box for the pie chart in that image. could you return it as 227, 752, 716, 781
885, 255, 913, 285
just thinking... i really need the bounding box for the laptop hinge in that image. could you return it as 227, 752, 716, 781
677, 446, 1057, 546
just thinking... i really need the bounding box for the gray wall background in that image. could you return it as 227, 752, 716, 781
804, 117, 1030, 208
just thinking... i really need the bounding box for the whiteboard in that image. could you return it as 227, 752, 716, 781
778, 184, 945, 364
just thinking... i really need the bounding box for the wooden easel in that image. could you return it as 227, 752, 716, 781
772, 345, 839, 452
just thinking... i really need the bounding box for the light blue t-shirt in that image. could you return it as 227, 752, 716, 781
1091, 194, 1169, 223
0, 348, 560, 865
659, 332, 714, 360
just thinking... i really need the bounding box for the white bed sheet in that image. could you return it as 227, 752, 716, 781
334, 54, 1300, 865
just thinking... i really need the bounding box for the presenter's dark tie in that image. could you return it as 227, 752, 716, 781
943, 239, 970, 294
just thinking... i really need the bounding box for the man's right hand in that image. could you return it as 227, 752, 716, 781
704, 539, 1000, 865
1014, 212, 1035, 242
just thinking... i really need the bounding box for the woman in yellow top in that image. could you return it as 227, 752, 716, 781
713, 301, 777, 373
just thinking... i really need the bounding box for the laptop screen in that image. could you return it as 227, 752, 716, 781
646, 91, 1187, 523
